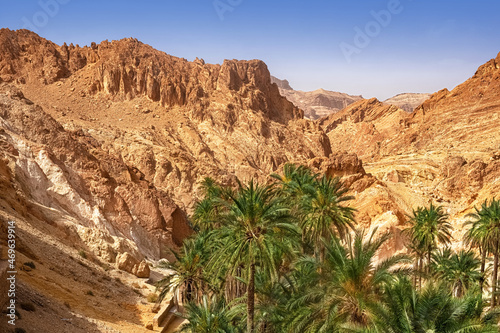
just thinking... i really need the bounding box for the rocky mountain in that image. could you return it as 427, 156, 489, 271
319, 98, 409, 160
383, 93, 432, 112
0, 28, 340, 266
0, 27, 499, 331
320, 51, 500, 247
271, 76, 363, 119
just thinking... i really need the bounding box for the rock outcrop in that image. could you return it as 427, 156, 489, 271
319, 98, 409, 160
271, 76, 363, 119
0, 29, 336, 270
383, 93, 432, 113
116, 252, 150, 278
0, 84, 190, 263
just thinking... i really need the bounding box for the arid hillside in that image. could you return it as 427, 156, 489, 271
0, 28, 499, 331
320, 51, 500, 247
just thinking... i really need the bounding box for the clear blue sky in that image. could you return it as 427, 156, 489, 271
1, 0, 499, 100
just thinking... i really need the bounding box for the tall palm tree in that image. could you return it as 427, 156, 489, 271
271, 163, 317, 200
464, 214, 491, 294
179, 295, 242, 333
431, 248, 482, 297
284, 229, 410, 331
157, 232, 212, 305
192, 177, 232, 232
404, 203, 452, 284
465, 198, 500, 306
208, 180, 300, 333
299, 175, 355, 259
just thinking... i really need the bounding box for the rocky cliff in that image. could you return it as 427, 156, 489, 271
0, 29, 337, 272
1, 28, 499, 331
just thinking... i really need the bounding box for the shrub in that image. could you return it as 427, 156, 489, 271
78, 250, 87, 259
147, 293, 158, 303
23, 262, 36, 269
20, 302, 35, 312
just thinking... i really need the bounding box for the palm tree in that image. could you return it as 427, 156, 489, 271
192, 177, 231, 232
431, 248, 482, 297
271, 163, 317, 200
299, 175, 355, 259
465, 198, 500, 306
404, 203, 452, 285
179, 295, 242, 333
208, 180, 300, 333
372, 276, 499, 333
464, 214, 491, 294
284, 229, 410, 331
157, 232, 212, 305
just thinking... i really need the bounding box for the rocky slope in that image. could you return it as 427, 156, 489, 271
1, 27, 499, 331
383, 93, 431, 112
319, 51, 500, 249
271, 76, 363, 119
319, 98, 409, 161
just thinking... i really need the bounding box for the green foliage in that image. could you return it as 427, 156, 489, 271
78, 249, 87, 259
465, 198, 500, 305
431, 248, 482, 297
157, 166, 500, 333
371, 277, 499, 333
19, 302, 35, 312
156, 231, 212, 304
146, 293, 158, 303
23, 261, 36, 269
179, 295, 242, 333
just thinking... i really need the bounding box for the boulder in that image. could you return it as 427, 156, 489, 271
116, 252, 139, 274
133, 260, 151, 278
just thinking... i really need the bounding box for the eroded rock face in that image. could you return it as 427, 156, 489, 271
319, 98, 409, 160
0, 29, 301, 125
0, 29, 336, 270
271, 76, 363, 120
383, 93, 431, 113
0, 85, 190, 263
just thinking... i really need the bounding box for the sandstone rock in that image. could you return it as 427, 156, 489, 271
384, 169, 403, 183
133, 260, 151, 278
271, 76, 362, 120
383, 93, 431, 113
319, 98, 409, 160
116, 252, 139, 273
0, 84, 191, 261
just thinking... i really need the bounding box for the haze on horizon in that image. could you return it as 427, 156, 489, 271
1, 0, 499, 100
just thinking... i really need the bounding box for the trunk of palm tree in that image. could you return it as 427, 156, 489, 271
492, 242, 499, 307
480, 247, 486, 294
247, 262, 255, 333
417, 256, 422, 290
455, 280, 463, 298
413, 256, 418, 287
427, 247, 432, 275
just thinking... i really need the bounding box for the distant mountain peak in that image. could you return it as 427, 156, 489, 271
270, 76, 363, 120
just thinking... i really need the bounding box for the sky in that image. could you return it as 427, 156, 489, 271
1, 0, 500, 100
